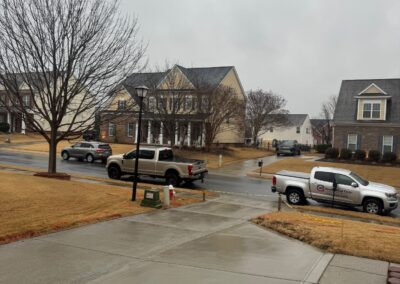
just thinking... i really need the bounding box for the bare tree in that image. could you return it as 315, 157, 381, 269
246, 89, 288, 145
320, 95, 338, 144
0, 0, 145, 173
202, 85, 245, 151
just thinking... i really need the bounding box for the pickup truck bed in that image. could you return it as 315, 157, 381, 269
275, 170, 310, 180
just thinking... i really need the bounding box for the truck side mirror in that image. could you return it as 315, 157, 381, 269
351, 182, 358, 188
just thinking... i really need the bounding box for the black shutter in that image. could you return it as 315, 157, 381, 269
393, 135, 398, 154
357, 134, 362, 150
378, 135, 383, 154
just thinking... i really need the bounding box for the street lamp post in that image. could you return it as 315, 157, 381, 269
131, 85, 148, 201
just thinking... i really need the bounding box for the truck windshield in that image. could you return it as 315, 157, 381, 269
350, 172, 369, 186
280, 140, 295, 146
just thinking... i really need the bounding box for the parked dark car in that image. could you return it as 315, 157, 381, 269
61, 141, 112, 163
276, 140, 301, 156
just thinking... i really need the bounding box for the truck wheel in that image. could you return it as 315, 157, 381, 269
166, 172, 181, 187
61, 151, 70, 160
363, 198, 383, 214
108, 165, 121, 180
286, 188, 305, 205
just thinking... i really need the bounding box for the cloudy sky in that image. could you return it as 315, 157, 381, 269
120, 0, 400, 117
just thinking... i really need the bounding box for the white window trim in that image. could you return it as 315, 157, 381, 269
347, 134, 357, 150
361, 100, 382, 120
127, 123, 134, 137
358, 83, 387, 95
108, 123, 115, 137
382, 135, 393, 153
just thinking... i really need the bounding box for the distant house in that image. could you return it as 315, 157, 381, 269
99, 64, 245, 146
310, 119, 331, 145
259, 114, 314, 146
333, 79, 399, 155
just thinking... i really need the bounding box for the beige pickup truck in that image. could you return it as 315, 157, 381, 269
106, 146, 208, 186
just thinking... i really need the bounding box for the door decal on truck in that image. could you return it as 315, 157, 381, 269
317, 185, 325, 192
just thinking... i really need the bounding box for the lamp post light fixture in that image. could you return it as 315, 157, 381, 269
131, 85, 148, 201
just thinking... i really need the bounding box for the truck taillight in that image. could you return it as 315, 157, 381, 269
272, 176, 276, 185
188, 164, 193, 175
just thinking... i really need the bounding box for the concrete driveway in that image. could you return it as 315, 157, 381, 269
0, 194, 332, 284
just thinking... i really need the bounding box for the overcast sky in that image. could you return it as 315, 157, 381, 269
120, 0, 400, 117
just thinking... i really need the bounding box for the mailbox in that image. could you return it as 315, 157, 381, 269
258, 160, 263, 167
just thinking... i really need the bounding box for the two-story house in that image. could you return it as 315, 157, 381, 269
333, 79, 399, 155
99, 65, 245, 146
259, 114, 314, 146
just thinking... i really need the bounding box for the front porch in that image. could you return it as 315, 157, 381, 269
0, 111, 26, 134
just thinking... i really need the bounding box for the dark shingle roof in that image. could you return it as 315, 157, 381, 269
122, 65, 233, 94
310, 119, 329, 128
334, 79, 400, 124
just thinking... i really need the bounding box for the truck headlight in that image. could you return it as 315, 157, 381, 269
385, 193, 398, 199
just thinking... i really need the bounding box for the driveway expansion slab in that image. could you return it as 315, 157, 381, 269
0, 239, 134, 284
153, 222, 325, 282
319, 265, 387, 284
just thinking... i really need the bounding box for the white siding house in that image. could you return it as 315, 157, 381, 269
260, 114, 314, 146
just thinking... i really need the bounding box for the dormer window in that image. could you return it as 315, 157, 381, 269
362, 102, 380, 119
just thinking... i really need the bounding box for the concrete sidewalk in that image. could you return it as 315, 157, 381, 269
0, 193, 389, 283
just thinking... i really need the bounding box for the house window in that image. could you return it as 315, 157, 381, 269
347, 134, 357, 151
363, 102, 380, 119
269, 127, 273, 133
382, 135, 393, 153
148, 97, 156, 112
185, 96, 193, 111
127, 123, 134, 137
201, 96, 209, 112
306, 128, 310, 134
22, 95, 30, 107
117, 100, 126, 110
296, 127, 300, 134
108, 122, 115, 137
157, 96, 166, 110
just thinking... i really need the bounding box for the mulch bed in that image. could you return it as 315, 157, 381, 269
33, 172, 71, 180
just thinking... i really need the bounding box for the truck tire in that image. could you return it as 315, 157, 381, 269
286, 188, 305, 205
166, 171, 181, 187
108, 165, 121, 180
363, 198, 383, 215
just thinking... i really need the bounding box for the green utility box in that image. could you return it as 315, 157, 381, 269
140, 189, 162, 209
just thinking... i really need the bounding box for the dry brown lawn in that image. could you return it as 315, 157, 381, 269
253, 211, 400, 263
0, 171, 204, 245
259, 157, 400, 189
0, 133, 44, 144
293, 205, 400, 226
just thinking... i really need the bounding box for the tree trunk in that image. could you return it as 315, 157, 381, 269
48, 130, 58, 173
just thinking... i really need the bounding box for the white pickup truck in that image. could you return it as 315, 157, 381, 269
271, 166, 398, 214
106, 146, 208, 186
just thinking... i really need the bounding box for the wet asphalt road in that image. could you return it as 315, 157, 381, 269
0, 150, 272, 196
1, 150, 399, 217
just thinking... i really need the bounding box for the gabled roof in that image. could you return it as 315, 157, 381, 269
334, 78, 400, 124
357, 83, 388, 95
310, 119, 329, 128
287, 114, 308, 126
121, 65, 235, 95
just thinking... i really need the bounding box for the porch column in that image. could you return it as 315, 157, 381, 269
147, 120, 151, 144
175, 121, 178, 146
6, 112, 10, 133
159, 122, 164, 145
21, 114, 26, 134
135, 121, 138, 143
187, 122, 191, 146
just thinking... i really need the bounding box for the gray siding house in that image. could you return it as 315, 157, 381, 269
333, 79, 400, 156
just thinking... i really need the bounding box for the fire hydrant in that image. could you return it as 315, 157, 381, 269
169, 184, 176, 200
